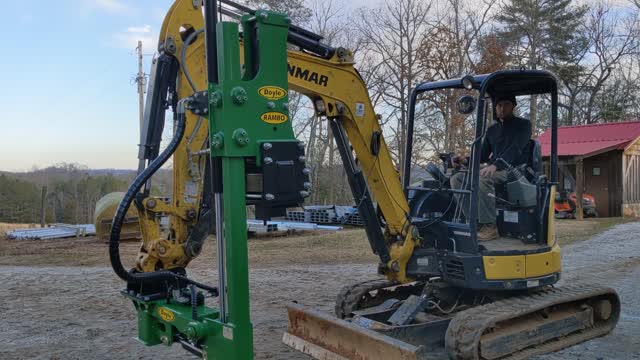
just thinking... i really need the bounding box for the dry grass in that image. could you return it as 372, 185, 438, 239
246, 229, 374, 266
0, 218, 635, 269
0, 229, 375, 268
555, 217, 637, 245
0, 223, 38, 237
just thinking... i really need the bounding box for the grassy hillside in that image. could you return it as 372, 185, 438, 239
0, 163, 172, 224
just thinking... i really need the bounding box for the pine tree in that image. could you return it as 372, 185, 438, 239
496, 0, 587, 132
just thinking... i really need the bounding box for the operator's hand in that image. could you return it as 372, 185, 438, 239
480, 164, 497, 177
451, 154, 465, 168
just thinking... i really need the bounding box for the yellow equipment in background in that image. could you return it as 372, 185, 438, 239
94, 192, 140, 242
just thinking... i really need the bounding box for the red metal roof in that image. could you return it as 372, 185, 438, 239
538, 120, 640, 157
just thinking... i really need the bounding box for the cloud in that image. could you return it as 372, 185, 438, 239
91, 0, 132, 14
110, 25, 158, 53
127, 25, 152, 34
85, 0, 134, 16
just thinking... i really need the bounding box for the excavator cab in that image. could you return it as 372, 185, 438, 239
396, 70, 563, 291
405, 70, 558, 257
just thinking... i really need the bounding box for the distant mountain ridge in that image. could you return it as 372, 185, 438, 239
0, 165, 172, 191
87, 168, 139, 176
1, 167, 171, 181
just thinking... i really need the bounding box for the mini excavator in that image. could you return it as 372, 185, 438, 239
103, 0, 620, 359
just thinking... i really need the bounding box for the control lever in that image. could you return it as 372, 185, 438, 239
488, 193, 516, 207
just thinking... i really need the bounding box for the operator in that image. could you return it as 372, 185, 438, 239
449, 95, 532, 241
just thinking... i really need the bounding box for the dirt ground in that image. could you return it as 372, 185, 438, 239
1, 218, 639, 359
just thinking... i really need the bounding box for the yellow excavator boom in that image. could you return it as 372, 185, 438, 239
99, 0, 419, 282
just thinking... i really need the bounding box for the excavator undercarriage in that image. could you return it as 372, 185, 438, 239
286, 281, 619, 360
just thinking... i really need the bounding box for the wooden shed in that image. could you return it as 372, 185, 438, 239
538, 121, 640, 217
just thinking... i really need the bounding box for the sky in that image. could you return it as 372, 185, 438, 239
2, 0, 627, 172
0, 0, 375, 172
0, 0, 175, 171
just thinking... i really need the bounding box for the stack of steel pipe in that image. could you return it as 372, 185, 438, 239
6, 224, 96, 240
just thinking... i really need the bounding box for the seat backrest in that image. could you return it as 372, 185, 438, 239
528, 139, 542, 175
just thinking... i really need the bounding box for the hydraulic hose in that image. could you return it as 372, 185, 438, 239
109, 98, 217, 294
182, 29, 204, 92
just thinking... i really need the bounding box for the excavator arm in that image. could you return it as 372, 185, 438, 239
132, 0, 418, 282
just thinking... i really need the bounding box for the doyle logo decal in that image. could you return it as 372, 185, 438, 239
261, 112, 289, 124
258, 86, 287, 100
158, 307, 175, 322
288, 64, 329, 87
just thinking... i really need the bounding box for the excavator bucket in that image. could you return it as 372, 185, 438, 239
284, 285, 620, 360
283, 303, 428, 360
94, 192, 141, 242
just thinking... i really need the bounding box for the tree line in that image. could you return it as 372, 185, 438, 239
0, 163, 172, 224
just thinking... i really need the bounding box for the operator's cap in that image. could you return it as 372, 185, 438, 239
495, 95, 517, 106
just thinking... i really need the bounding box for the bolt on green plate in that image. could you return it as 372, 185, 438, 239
232, 128, 250, 147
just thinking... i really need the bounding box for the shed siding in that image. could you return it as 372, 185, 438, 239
623, 146, 640, 216
584, 152, 622, 217
541, 135, 640, 218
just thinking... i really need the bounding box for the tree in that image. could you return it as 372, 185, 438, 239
245, 0, 311, 24
577, 3, 639, 124
355, 0, 433, 175
285, 0, 350, 205
591, 61, 640, 123
475, 34, 511, 74
414, 0, 496, 158
417, 24, 465, 155
0, 175, 40, 223
497, 0, 587, 132
0, 165, 132, 225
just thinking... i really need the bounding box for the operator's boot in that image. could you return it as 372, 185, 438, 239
477, 224, 498, 241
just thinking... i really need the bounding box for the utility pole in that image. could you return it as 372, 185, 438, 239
40, 186, 47, 228
136, 41, 146, 135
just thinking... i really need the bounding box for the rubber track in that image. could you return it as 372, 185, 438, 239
335, 279, 396, 318
445, 284, 620, 360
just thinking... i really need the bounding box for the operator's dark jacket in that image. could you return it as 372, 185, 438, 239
480, 115, 532, 170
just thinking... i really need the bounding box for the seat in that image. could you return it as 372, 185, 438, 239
494, 139, 542, 202
493, 139, 544, 243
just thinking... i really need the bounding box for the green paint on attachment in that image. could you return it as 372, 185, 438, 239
232, 128, 250, 147
212, 132, 224, 149
231, 86, 248, 104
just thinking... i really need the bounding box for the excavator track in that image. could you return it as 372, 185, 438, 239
445, 284, 620, 360
335, 279, 424, 318
336, 279, 396, 318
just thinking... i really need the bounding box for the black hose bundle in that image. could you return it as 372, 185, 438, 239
109, 102, 217, 294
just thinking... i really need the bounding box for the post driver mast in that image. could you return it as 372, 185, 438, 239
112, 1, 308, 359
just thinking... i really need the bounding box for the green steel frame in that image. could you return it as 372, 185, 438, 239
126, 9, 292, 360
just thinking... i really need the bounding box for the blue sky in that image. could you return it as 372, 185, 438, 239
0, 0, 174, 171
0, 0, 372, 172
